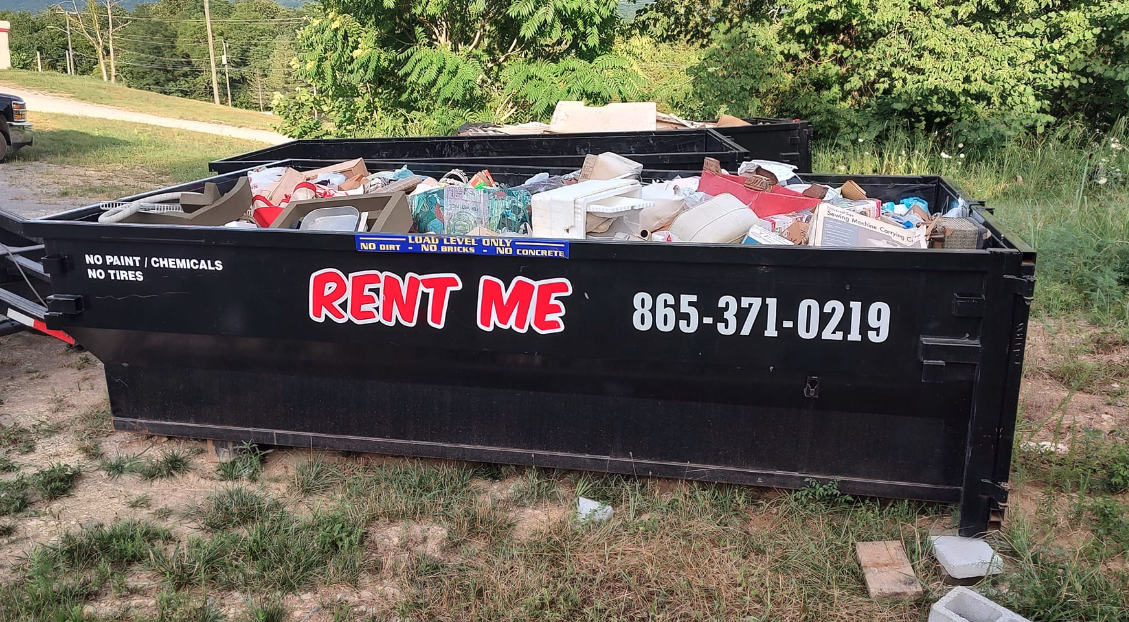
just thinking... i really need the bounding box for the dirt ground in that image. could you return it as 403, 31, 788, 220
0, 318, 1125, 619
0, 162, 115, 219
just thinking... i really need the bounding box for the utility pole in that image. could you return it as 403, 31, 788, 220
203, 0, 221, 105
222, 39, 231, 107
106, 0, 116, 82
61, 9, 74, 75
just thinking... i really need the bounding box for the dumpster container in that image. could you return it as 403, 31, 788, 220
208, 129, 750, 175
2, 158, 1034, 537
708, 118, 813, 173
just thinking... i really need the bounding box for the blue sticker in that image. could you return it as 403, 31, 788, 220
356, 234, 569, 259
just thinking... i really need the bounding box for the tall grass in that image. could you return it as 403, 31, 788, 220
817, 121, 1129, 326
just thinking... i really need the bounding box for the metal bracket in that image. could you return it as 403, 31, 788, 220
40, 254, 73, 276
46, 294, 84, 316
979, 479, 1010, 504
804, 376, 820, 398
1003, 275, 1035, 297
951, 294, 985, 317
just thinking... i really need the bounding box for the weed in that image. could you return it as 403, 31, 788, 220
153, 506, 366, 593
446, 499, 514, 548
77, 406, 112, 437
1047, 359, 1129, 394
0, 523, 14, 537
216, 442, 271, 482
509, 467, 561, 506
472, 462, 518, 481
0, 423, 35, 454
66, 354, 94, 370
987, 515, 1129, 620
76, 438, 104, 461
155, 590, 225, 622
292, 455, 345, 495
0, 455, 19, 473
241, 594, 287, 622
45, 520, 173, 570
1015, 429, 1129, 493
1088, 497, 1129, 555
138, 447, 198, 480
346, 461, 477, 522
100, 453, 141, 478
0, 478, 30, 516
153, 506, 174, 520
31, 463, 81, 500
127, 494, 152, 510
196, 487, 282, 531
31, 420, 60, 437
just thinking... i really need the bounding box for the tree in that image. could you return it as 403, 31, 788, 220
61, 0, 128, 81
276, 0, 642, 137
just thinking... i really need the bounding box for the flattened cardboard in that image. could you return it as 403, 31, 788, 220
270, 192, 411, 233
126, 178, 252, 226
840, 180, 868, 201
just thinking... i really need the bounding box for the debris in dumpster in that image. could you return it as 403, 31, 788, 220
550, 101, 658, 133
89, 151, 982, 252
810, 203, 929, 249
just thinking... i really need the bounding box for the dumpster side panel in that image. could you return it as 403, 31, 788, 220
41, 230, 1003, 506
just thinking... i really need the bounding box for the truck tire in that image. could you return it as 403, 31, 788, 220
0, 120, 9, 163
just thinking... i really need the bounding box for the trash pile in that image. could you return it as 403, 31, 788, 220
456, 100, 763, 135
95, 154, 989, 250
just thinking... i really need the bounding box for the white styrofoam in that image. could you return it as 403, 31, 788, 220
928, 587, 1030, 622
576, 497, 613, 523
931, 536, 1004, 579
531, 179, 652, 239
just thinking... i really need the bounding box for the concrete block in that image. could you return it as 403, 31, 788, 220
576, 497, 612, 523
931, 536, 1003, 579
929, 587, 1030, 622
855, 540, 922, 600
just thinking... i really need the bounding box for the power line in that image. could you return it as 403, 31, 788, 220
120, 16, 307, 23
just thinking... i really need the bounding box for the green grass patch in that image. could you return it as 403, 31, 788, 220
0, 455, 19, 473
152, 506, 365, 593
0, 423, 36, 454
1014, 429, 1129, 494
216, 443, 271, 482
509, 467, 563, 506
196, 487, 283, 532
241, 594, 287, 622
817, 121, 1129, 327
9, 112, 267, 199
99, 447, 198, 480
0, 69, 279, 132
0, 479, 29, 517
31, 463, 80, 500
0, 520, 173, 620
292, 455, 345, 496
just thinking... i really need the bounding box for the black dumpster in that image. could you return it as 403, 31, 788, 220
708, 118, 813, 173
208, 129, 752, 175
4, 159, 1033, 537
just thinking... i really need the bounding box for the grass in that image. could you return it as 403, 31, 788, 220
0, 455, 19, 473
0, 69, 279, 132
0, 422, 36, 454
292, 455, 345, 496
196, 487, 283, 532
31, 463, 81, 500
9, 111, 267, 199
99, 447, 198, 480
216, 443, 271, 482
815, 121, 1129, 327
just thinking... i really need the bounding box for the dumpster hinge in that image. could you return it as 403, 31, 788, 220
1003, 275, 1035, 297
951, 294, 985, 317
40, 254, 73, 276
979, 479, 1010, 505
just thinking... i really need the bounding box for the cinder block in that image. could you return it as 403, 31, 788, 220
931, 535, 1003, 579
928, 587, 1031, 622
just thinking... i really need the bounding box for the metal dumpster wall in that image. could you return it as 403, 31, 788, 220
25, 217, 1031, 534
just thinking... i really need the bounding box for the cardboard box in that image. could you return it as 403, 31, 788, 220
810, 204, 927, 249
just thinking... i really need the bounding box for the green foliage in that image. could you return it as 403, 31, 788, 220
789, 478, 853, 509
277, 0, 642, 137
686, 0, 1129, 142
630, 0, 760, 45
0, 479, 30, 517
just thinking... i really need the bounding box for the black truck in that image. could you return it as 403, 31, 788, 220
0, 92, 33, 161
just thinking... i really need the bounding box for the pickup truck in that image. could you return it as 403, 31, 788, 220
0, 92, 33, 161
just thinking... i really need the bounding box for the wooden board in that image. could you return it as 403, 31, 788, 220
855, 541, 923, 600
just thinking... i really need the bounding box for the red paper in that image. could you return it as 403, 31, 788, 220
697, 169, 821, 218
